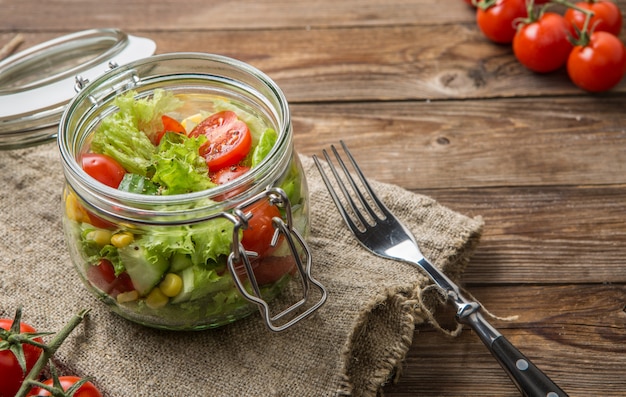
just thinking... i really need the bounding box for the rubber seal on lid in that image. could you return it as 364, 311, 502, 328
0, 28, 156, 149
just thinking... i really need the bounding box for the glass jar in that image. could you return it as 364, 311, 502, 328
58, 53, 326, 331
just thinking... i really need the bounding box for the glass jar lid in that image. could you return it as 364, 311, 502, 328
0, 28, 156, 149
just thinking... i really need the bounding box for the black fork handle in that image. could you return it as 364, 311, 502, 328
463, 311, 568, 397
416, 259, 568, 397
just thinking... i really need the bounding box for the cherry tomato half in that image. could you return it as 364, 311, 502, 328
86, 259, 135, 298
155, 115, 187, 145
27, 376, 103, 397
567, 31, 626, 92
241, 200, 283, 257
565, 1, 622, 37
81, 153, 126, 188
513, 13, 573, 73
476, 0, 527, 44
188, 111, 252, 171
210, 164, 252, 200
250, 255, 297, 285
0, 318, 44, 397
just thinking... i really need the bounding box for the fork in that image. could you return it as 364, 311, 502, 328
313, 141, 568, 397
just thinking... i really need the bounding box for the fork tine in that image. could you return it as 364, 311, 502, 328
328, 143, 386, 224
313, 152, 363, 233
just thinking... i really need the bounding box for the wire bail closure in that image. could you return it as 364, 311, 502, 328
226, 187, 327, 332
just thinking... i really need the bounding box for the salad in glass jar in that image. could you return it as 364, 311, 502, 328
62, 88, 310, 330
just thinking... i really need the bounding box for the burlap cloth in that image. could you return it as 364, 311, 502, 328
0, 142, 483, 397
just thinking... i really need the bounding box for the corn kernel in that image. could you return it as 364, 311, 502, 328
65, 192, 89, 223
159, 273, 183, 297
111, 232, 134, 248
145, 288, 169, 309
85, 229, 112, 247
116, 290, 139, 304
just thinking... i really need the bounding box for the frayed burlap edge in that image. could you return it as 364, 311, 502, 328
335, 218, 483, 397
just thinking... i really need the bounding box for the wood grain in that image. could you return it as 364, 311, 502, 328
385, 284, 626, 396
3, 0, 626, 395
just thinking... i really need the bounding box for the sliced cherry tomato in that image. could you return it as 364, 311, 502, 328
476, 0, 527, 44
240, 200, 283, 257
513, 13, 573, 73
210, 164, 252, 200
85, 211, 116, 230
210, 164, 251, 185
27, 376, 103, 397
86, 259, 135, 298
567, 31, 626, 92
0, 316, 44, 397
565, 1, 622, 37
155, 115, 187, 145
188, 111, 252, 171
250, 254, 297, 285
81, 153, 126, 188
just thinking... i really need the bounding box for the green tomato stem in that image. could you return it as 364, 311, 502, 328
14, 309, 90, 397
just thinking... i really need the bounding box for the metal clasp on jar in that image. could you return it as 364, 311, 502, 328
226, 187, 327, 332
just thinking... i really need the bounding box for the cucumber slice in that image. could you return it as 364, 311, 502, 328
118, 243, 169, 296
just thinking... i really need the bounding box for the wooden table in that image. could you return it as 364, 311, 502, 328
4, 1, 626, 395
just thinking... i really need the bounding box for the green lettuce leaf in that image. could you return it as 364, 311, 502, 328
151, 132, 215, 195
90, 89, 182, 176
251, 128, 277, 167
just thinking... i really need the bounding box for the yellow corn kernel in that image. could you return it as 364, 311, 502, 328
111, 232, 134, 248
159, 273, 183, 297
65, 192, 89, 223
145, 288, 169, 309
85, 229, 112, 247
116, 290, 139, 304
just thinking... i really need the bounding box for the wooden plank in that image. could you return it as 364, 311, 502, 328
3, 0, 476, 31
4, 21, 626, 102
384, 284, 626, 396
292, 97, 626, 189
421, 185, 626, 284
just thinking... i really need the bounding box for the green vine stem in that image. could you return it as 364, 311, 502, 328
14, 309, 91, 397
549, 0, 596, 44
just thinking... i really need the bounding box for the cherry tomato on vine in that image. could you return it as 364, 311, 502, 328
513, 12, 573, 73
155, 115, 187, 145
567, 31, 626, 92
0, 318, 44, 397
27, 376, 103, 397
188, 110, 252, 171
81, 153, 126, 188
476, 0, 528, 44
564, 1, 622, 37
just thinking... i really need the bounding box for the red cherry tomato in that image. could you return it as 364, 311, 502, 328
155, 115, 187, 145
210, 164, 252, 200
240, 200, 282, 257
27, 376, 102, 397
86, 259, 135, 298
188, 111, 252, 171
81, 153, 126, 188
476, 0, 528, 44
513, 13, 573, 73
250, 255, 297, 285
0, 318, 44, 397
210, 164, 251, 185
565, 1, 622, 37
567, 31, 626, 92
